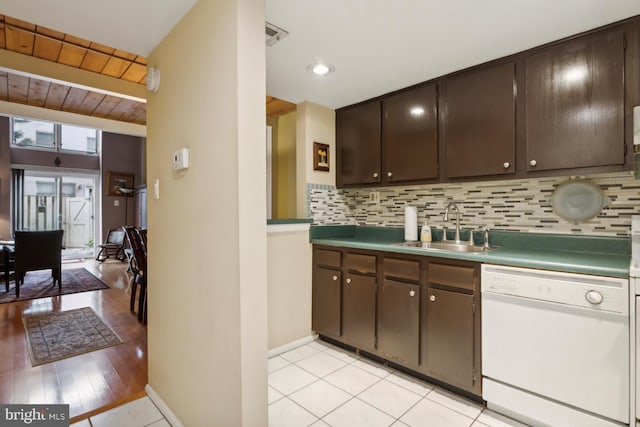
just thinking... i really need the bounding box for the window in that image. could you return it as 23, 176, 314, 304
13, 119, 55, 149
11, 117, 100, 154
61, 183, 76, 197
61, 124, 99, 153
35, 181, 55, 196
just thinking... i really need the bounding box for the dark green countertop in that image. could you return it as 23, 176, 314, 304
310, 225, 631, 278
267, 218, 313, 225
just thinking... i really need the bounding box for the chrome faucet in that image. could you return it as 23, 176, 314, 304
443, 202, 461, 243
483, 227, 490, 249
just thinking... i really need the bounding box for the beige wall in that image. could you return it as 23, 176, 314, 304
267, 116, 278, 215
146, 0, 267, 425
296, 101, 336, 217
276, 111, 297, 218
267, 226, 312, 349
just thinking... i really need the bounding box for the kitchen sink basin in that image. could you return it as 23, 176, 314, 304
392, 241, 497, 253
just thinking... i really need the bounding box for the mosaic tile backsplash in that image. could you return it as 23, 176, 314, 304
307, 172, 640, 236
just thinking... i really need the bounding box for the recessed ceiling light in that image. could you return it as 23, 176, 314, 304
307, 63, 335, 76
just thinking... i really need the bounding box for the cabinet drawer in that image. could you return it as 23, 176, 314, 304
384, 257, 420, 282
429, 263, 476, 291
315, 249, 342, 268
345, 253, 377, 274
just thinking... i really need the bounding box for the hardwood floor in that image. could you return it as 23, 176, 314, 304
0, 259, 147, 422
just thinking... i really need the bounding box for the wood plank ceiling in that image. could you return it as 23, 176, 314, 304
0, 15, 294, 126
266, 96, 296, 117
0, 15, 148, 124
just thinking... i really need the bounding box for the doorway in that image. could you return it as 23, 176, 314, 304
21, 170, 99, 259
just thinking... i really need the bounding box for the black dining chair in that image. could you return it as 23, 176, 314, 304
1, 245, 15, 292
13, 230, 64, 298
138, 229, 147, 255
124, 226, 147, 323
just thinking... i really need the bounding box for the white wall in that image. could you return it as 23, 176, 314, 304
145, 0, 267, 425
267, 225, 313, 349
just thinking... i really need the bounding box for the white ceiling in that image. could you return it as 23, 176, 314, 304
266, 0, 640, 109
1, 0, 640, 110
0, 0, 198, 57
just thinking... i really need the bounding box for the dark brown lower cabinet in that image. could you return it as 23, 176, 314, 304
342, 273, 376, 351
422, 287, 477, 393
312, 245, 481, 397
311, 266, 341, 339
378, 279, 420, 366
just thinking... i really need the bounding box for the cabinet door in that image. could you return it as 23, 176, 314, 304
423, 288, 476, 393
442, 62, 515, 178
383, 84, 438, 183
337, 101, 381, 186
312, 266, 341, 339
525, 28, 624, 172
342, 273, 376, 350
378, 279, 420, 366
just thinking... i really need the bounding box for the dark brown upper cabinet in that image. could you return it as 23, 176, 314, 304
336, 18, 637, 188
336, 100, 381, 186
383, 84, 438, 183
441, 62, 516, 178
525, 28, 625, 172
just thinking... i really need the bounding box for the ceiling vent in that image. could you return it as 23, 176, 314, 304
266, 22, 289, 46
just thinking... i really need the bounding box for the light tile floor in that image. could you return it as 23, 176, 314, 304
71, 340, 530, 427
269, 340, 529, 427
70, 397, 169, 427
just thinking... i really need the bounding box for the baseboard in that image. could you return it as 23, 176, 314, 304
68, 391, 147, 425
268, 334, 318, 358
145, 335, 317, 425
145, 384, 184, 427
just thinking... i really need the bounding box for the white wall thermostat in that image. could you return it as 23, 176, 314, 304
172, 148, 190, 170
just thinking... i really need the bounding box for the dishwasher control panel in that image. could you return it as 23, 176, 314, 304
482, 264, 628, 314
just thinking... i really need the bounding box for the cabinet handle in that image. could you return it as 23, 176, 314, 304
530, 159, 537, 167
373, 172, 379, 178
332, 275, 338, 281
409, 290, 416, 297
346, 278, 352, 284
387, 171, 393, 178
429, 294, 436, 302
503, 162, 510, 169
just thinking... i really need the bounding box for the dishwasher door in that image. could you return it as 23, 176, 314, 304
482, 265, 629, 424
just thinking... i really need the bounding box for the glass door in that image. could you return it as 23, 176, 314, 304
23, 173, 60, 231
22, 171, 97, 259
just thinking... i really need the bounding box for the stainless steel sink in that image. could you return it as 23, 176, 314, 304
392, 241, 496, 253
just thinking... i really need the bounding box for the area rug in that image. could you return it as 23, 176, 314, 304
22, 307, 123, 366
0, 268, 109, 304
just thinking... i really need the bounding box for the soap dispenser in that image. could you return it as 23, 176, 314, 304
420, 219, 432, 243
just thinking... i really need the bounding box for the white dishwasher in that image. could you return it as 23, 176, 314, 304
482, 264, 629, 427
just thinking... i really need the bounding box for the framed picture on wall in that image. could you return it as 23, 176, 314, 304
313, 142, 330, 172
106, 171, 134, 196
